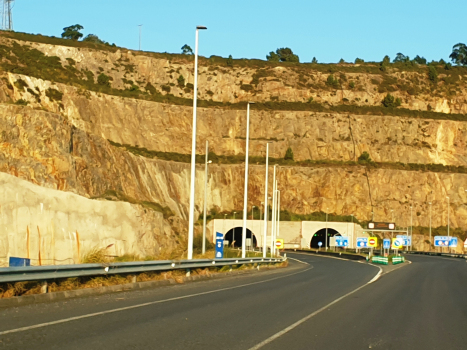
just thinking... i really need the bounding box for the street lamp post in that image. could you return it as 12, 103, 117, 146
271, 166, 278, 256
232, 211, 237, 248
138, 24, 143, 51
447, 196, 450, 253
325, 208, 329, 251
202, 140, 212, 255
410, 205, 413, 251
187, 25, 207, 260
251, 206, 256, 250
263, 143, 270, 258
242, 102, 255, 259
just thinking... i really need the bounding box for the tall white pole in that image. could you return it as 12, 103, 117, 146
263, 144, 270, 258
277, 190, 281, 240
271, 166, 277, 256
202, 140, 210, 255
187, 26, 206, 260
447, 196, 450, 253
325, 209, 328, 250
410, 205, 413, 251
242, 103, 253, 258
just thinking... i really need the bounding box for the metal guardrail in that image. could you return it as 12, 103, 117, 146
404, 251, 467, 259
0, 257, 284, 284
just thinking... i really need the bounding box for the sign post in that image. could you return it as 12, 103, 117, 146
215, 232, 224, 259
383, 239, 390, 257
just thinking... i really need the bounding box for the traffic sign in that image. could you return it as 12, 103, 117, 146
396, 235, 411, 247
215, 232, 224, 259
383, 239, 391, 249
356, 237, 368, 248
449, 237, 458, 248
335, 236, 349, 247
434, 236, 450, 247
464, 238, 467, 248
367, 237, 378, 248
318, 242, 323, 247
368, 222, 396, 230
392, 238, 403, 249
275, 239, 284, 249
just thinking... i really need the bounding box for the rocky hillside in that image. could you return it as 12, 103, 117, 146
1, 31, 467, 250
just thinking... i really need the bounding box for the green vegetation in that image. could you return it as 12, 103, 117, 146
91, 189, 174, 219
284, 147, 294, 161
267, 47, 299, 63
181, 44, 193, 55
428, 66, 438, 83
226, 55, 233, 67
61, 24, 84, 41
45, 87, 63, 101
450, 43, 467, 66
357, 151, 372, 164
108, 140, 467, 175
326, 74, 340, 89
97, 73, 111, 86
82, 34, 106, 45
382, 93, 401, 108
177, 74, 185, 87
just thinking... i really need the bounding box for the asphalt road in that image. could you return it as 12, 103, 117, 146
0, 253, 465, 349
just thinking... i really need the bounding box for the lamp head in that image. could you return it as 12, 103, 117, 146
208, 160, 212, 164
197, 26, 207, 30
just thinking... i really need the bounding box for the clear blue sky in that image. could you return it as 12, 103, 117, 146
14, 0, 465, 63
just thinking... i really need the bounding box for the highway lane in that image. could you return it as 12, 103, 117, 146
260, 254, 467, 350
0, 254, 378, 349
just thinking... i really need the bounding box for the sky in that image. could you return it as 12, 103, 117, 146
12, 0, 466, 63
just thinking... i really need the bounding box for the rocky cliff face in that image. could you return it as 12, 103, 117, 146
1, 33, 467, 255
3, 73, 467, 167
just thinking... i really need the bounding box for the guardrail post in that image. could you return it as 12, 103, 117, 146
40, 281, 48, 294
186, 269, 191, 277
131, 275, 137, 283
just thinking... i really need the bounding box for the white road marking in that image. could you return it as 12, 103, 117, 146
0, 266, 312, 336
248, 266, 381, 350
287, 257, 310, 265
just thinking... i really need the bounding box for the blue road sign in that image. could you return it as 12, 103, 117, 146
450, 237, 458, 248
356, 237, 368, 248
396, 235, 411, 247
215, 232, 224, 259
318, 242, 323, 247
434, 236, 450, 247
335, 236, 349, 247
383, 239, 391, 249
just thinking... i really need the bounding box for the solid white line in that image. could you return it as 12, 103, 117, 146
248, 265, 381, 350
287, 257, 310, 265
0, 266, 312, 336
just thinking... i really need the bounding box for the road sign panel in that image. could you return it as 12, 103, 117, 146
464, 238, 467, 248
396, 235, 411, 247
368, 237, 378, 248
368, 222, 396, 230
335, 236, 349, 247
449, 237, 458, 248
383, 239, 391, 249
215, 232, 224, 259
356, 237, 368, 248
391, 238, 403, 249
434, 236, 450, 247
275, 239, 284, 249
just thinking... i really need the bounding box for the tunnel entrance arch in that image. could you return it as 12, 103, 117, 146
310, 228, 341, 248
224, 227, 257, 249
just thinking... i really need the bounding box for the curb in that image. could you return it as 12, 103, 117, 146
0, 265, 286, 308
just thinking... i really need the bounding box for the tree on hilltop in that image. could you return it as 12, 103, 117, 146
284, 147, 294, 161
61, 24, 84, 41
393, 53, 409, 63
83, 34, 105, 44
267, 48, 299, 63
181, 44, 193, 55
450, 43, 467, 65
